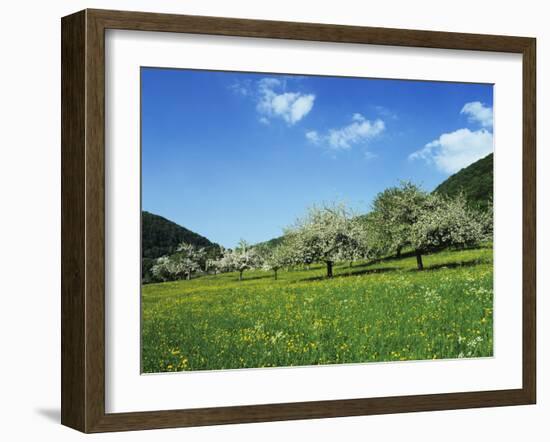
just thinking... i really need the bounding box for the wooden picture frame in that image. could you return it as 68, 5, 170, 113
61, 8, 536, 433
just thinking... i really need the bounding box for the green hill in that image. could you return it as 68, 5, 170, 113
253, 236, 285, 252
434, 153, 493, 210
142, 211, 219, 282
142, 211, 216, 258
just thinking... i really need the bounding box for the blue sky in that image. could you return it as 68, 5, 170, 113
142, 68, 493, 248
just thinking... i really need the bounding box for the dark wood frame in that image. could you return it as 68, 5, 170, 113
61, 8, 536, 433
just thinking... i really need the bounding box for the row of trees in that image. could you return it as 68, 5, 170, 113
366, 182, 491, 270
149, 182, 492, 282
150, 239, 264, 282
150, 243, 206, 281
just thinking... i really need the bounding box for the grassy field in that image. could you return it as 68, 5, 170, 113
141, 246, 493, 373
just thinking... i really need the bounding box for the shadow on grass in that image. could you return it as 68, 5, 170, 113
414, 259, 488, 272
347, 251, 417, 270
300, 267, 399, 283
355, 245, 492, 270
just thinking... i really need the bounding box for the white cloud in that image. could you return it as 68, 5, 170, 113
364, 151, 378, 160
230, 77, 315, 125
308, 114, 384, 150
372, 105, 398, 120
461, 101, 493, 128
305, 130, 320, 143
256, 78, 315, 125
290, 95, 316, 124
409, 128, 493, 174
258, 77, 281, 90
228, 79, 252, 96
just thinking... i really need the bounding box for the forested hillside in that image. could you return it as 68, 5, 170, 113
142, 211, 219, 282
434, 153, 493, 210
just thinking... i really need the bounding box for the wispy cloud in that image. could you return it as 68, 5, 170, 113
372, 105, 398, 120
228, 79, 252, 97
230, 77, 315, 125
409, 128, 493, 174
364, 151, 378, 161
306, 113, 385, 151
460, 101, 493, 128
305, 130, 320, 144
256, 78, 315, 125
410, 100, 494, 174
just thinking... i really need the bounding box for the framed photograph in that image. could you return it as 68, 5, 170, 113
61, 9, 536, 433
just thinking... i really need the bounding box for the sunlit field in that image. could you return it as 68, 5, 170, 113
141, 246, 493, 372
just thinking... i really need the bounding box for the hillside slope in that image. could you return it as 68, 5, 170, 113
142, 211, 216, 259
253, 236, 285, 252
434, 153, 493, 209
142, 211, 219, 282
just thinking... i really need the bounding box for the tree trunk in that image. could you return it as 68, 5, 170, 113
274, 269, 278, 280
326, 261, 334, 278
349, 261, 353, 268
415, 251, 424, 270
396, 246, 402, 259
186, 272, 191, 280
239, 270, 243, 281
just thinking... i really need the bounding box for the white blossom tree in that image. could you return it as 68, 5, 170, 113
150, 256, 172, 282
149, 242, 206, 281
217, 240, 261, 281
336, 217, 373, 267
206, 258, 221, 274
215, 249, 235, 274
478, 198, 493, 241
286, 202, 368, 278
173, 242, 206, 280
369, 181, 428, 259
281, 230, 316, 270
369, 182, 485, 270
409, 193, 485, 269
261, 243, 293, 280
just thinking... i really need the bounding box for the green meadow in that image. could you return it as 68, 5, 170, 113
141, 246, 493, 372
